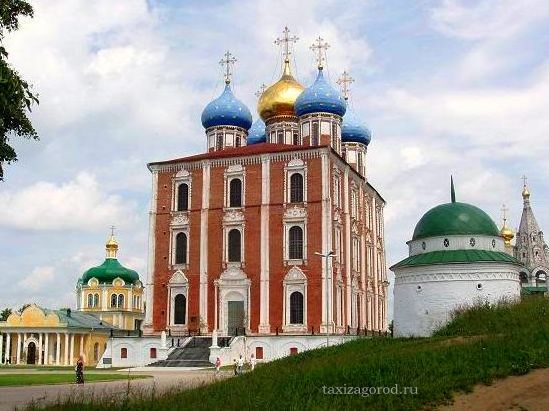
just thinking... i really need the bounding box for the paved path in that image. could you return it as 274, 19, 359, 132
0, 369, 228, 411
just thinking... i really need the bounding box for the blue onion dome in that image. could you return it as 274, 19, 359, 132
201, 84, 253, 130
247, 119, 266, 144
342, 108, 372, 146
294, 69, 347, 117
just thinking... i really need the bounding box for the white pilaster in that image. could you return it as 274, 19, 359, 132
0, 333, 3, 364
372, 196, 379, 330
144, 170, 159, 332
344, 167, 352, 327
69, 334, 75, 365
199, 161, 211, 331
4, 333, 10, 364
320, 150, 334, 332
55, 333, 61, 365
80, 334, 84, 356
16, 333, 21, 365
64, 333, 69, 365
44, 334, 49, 365
259, 155, 271, 334
38, 333, 43, 365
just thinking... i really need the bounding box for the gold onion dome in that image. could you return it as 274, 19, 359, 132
522, 185, 530, 199
257, 60, 304, 121
106, 234, 119, 258
500, 224, 514, 245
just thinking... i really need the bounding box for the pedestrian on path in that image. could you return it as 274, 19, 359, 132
237, 354, 244, 375
250, 353, 256, 371
215, 357, 221, 377
233, 359, 238, 375
75, 355, 84, 385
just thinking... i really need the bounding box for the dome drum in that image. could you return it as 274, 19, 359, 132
407, 235, 506, 257
206, 126, 248, 151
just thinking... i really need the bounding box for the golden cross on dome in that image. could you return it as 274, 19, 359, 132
501, 204, 509, 224
522, 175, 528, 188
110, 225, 116, 236
336, 70, 354, 100
219, 50, 237, 84
275, 26, 298, 63
310, 36, 330, 69
255, 83, 267, 98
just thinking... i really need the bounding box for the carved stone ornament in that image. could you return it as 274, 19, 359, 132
223, 209, 244, 224
284, 206, 307, 220
171, 212, 189, 226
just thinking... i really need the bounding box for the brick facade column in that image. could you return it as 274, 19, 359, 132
199, 161, 210, 331
259, 154, 271, 334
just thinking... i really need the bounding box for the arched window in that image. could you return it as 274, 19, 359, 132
93, 293, 99, 308
121, 347, 127, 359
332, 122, 337, 139
290, 173, 304, 203
293, 132, 299, 145
150, 347, 157, 359
235, 136, 241, 147
229, 179, 242, 207
312, 122, 319, 145
87, 294, 93, 308
111, 294, 117, 308
177, 183, 189, 211
175, 232, 188, 264
228, 229, 242, 262
174, 294, 186, 324
93, 342, 99, 361
117, 294, 125, 309
520, 272, 528, 284
289, 226, 304, 260
536, 271, 547, 286
216, 134, 223, 151
290, 291, 304, 324
277, 131, 284, 144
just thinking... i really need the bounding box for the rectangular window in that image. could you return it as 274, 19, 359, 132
312, 122, 319, 145
216, 134, 223, 151
277, 131, 284, 144
293, 133, 299, 145
255, 346, 264, 360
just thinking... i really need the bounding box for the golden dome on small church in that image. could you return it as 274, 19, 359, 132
500, 225, 514, 245
257, 60, 304, 121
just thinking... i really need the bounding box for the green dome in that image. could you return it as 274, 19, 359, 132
412, 202, 500, 240
80, 258, 140, 285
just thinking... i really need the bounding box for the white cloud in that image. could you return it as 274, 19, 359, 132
18, 266, 56, 292
0, 172, 139, 231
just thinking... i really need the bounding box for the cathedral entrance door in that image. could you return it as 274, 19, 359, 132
227, 301, 245, 336
27, 342, 36, 365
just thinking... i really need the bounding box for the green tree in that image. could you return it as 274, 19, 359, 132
0, 0, 39, 181
17, 303, 30, 314
0, 307, 12, 321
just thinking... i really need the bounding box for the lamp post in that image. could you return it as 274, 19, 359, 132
315, 250, 334, 347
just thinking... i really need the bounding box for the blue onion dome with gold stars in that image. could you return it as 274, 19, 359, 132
295, 69, 347, 117
342, 108, 372, 146
247, 118, 266, 144
201, 84, 253, 130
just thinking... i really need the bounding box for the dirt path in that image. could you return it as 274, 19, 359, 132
439, 368, 549, 411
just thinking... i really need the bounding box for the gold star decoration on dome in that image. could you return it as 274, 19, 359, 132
310, 36, 330, 69
337, 70, 354, 100
219, 50, 237, 84
275, 26, 298, 63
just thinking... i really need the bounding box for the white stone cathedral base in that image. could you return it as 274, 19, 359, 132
209, 335, 359, 367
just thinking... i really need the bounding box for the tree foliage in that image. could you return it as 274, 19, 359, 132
0, 307, 12, 321
0, 0, 38, 181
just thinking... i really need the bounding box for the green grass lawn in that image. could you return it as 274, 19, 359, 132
0, 373, 148, 387
26, 297, 549, 410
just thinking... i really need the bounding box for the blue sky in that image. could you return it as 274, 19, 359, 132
1, 0, 548, 314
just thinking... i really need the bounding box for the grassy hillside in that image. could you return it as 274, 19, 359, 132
29, 297, 549, 411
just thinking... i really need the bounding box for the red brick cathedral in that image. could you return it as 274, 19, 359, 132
143, 28, 388, 338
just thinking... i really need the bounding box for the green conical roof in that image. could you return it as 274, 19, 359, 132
412, 202, 500, 240
80, 258, 140, 285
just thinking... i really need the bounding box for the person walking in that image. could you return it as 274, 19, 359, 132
237, 354, 244, 375
75, 355, 84, 385
215, 357, 221, 377
250, 353, 256, 371
233, 359, 238, 376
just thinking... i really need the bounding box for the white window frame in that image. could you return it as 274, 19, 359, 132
172, 170, 192, 212
171, 228, 190, 268
224, 164, 246, 209
167, 270, 189, 330
282, 266, 308, 333
284, 222, 307, 265
284, 158, 308, 204
223, 225, 245, 265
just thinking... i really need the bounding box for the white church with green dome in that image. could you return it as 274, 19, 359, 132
391, 180, 522, 337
